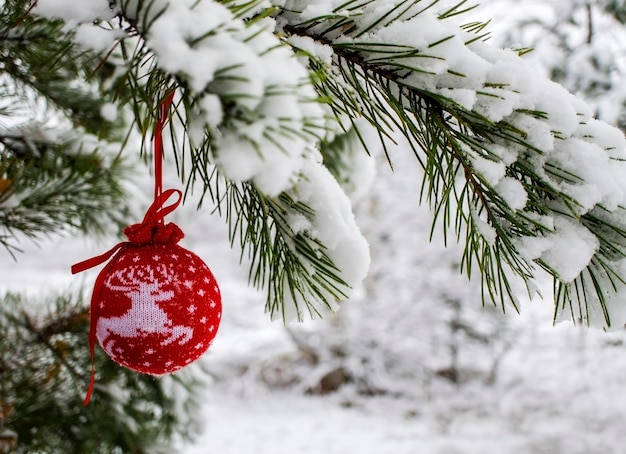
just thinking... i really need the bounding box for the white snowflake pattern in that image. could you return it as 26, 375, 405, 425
200, 316, 207, 324
184, 280, 193, 289
198, 288, 205, 296
188, 304, 197, 313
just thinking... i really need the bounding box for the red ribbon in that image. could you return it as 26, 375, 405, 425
154, 91, 175, 202
74, 91, 179, 405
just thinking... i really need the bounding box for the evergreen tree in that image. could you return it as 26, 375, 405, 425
4, 0, 626, 451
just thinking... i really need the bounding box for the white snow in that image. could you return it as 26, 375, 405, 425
539, 216, 599, 283
34, 0, 113, 25
100, 103, 118, 122
32, 0, 626, 326
277, 0, 626, 326
551, 137, 626, 213
287, 35, 335, 64
73, 24, 121, 52
135, 0, 327, 197
35, 0, 328, 198
470, 154, 506, 187
284, 155, 370, 317
494, 177, 527, 211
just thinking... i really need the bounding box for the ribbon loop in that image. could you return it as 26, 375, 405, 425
140, 189, 182, 226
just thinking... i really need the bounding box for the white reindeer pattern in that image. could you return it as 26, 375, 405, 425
98, 264, 193, 354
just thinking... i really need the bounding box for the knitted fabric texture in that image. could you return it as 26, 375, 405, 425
95, 241, 221, 374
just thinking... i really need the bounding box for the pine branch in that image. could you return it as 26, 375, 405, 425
0, 0, 136, 257
0, 126, 130, 254
282, 16, 539, 311
194, 169, 352, 320
276, 0, 626, 324
54, 0, 363, 321
26, 0, 626, 326
0, 291, 203, 453
0, 0, 123, 137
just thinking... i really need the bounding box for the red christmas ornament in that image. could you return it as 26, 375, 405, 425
72, 92, 221, 405
95, 236, 220, 376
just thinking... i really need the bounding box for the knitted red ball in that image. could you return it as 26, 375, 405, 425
95, 242, 221, 375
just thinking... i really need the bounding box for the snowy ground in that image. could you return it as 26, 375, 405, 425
187, 385, 626, 454
5, 146, 626, 454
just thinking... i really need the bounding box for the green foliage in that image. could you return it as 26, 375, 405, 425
2, 0, 626, 450
279, 1, 537, 311
0, 292, 198, 454
87, 0, 352, 321
0, 0, 124, 137
0, 2, 197, 451
0, 132, 130, 254
0, 0, 132, 255
216, 179, 348, 319
470, 0, 626, 324
13, 0, 624, 324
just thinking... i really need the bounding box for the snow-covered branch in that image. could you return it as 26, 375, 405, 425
30, 0, 626, 326
274, 0, 626, 326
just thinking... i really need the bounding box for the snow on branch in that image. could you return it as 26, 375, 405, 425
276, 0, 626, 327
37, 0, 328, 196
